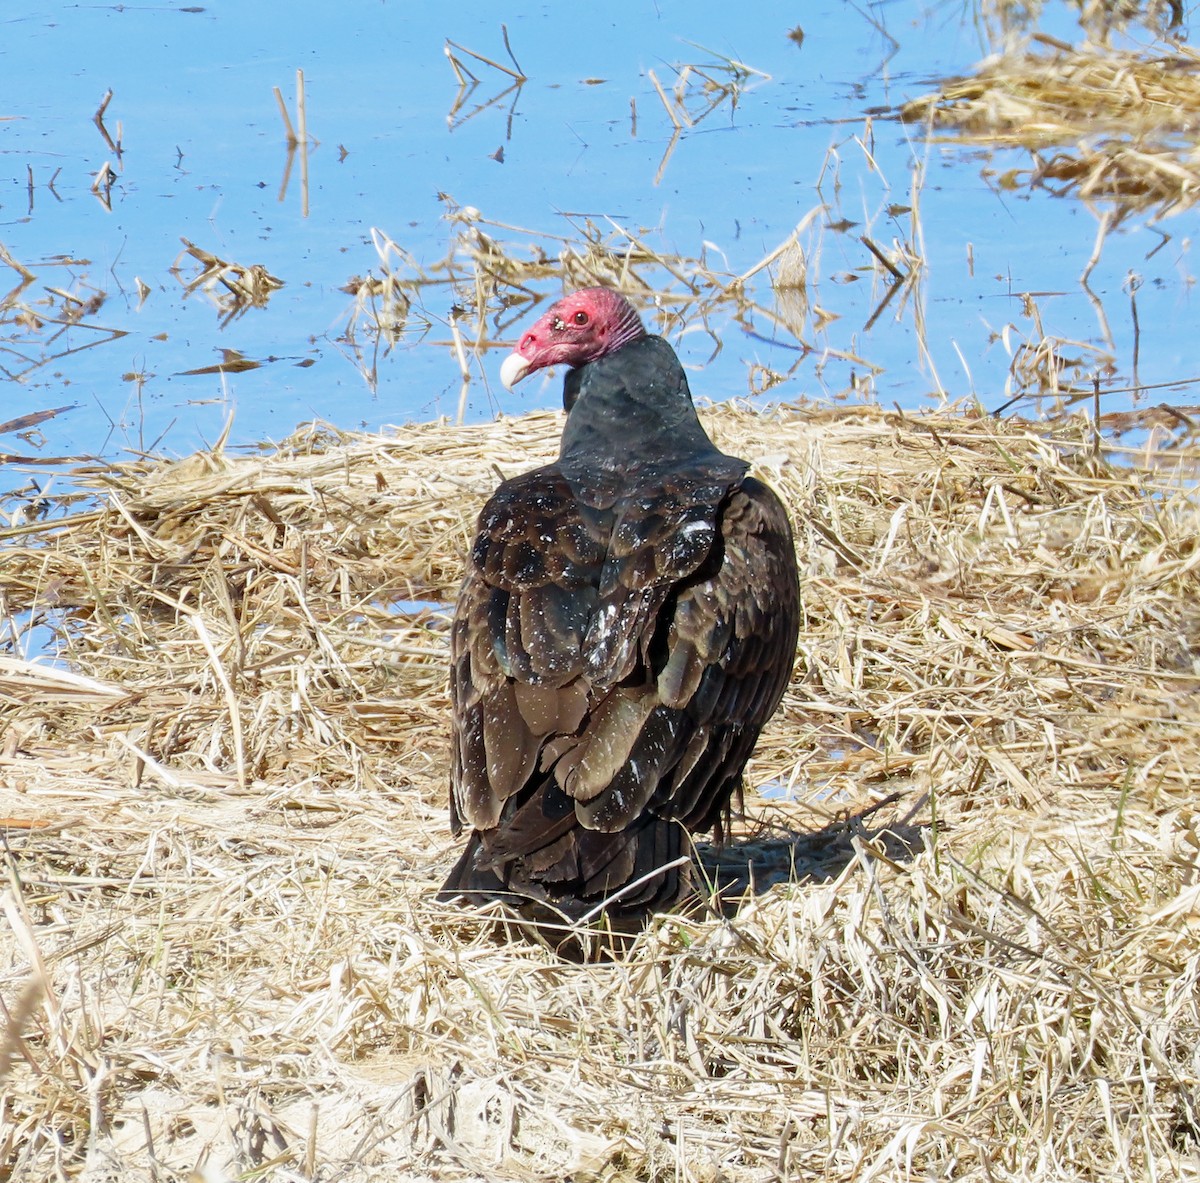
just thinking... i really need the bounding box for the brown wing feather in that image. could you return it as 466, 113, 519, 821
450, 465, 608, 833
664, 477, 799, 832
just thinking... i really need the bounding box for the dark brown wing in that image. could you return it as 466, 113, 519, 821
556, 474, 798, 836
450, 460, 743, 826
446, 464, 797, 916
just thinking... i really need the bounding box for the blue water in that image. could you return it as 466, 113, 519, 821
1, 0, 1196, 469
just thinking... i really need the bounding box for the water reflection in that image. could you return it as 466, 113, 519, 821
978, 0, 1185, 47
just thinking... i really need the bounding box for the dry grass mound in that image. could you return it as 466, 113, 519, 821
3, 403, 1200, 1181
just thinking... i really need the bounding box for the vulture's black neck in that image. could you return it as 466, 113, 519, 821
558, 335, 731, 477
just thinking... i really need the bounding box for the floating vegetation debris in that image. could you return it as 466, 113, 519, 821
646, 43, 771, 182
0, 405, 76, 451
902, 43, 1200, 222
0, 247, 127, 387
175, 348, 269, 377
171, 237, 285, 327
337, 188, 924, 411
3, 404, 1200, 1178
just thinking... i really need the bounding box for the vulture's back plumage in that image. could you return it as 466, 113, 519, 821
439, 289, 799, 935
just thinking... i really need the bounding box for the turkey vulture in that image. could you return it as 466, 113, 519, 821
439, 287, 798, 935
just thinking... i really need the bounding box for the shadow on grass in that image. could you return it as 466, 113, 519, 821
693, 791, 931, 916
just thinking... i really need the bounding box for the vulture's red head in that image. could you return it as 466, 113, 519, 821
499, 287, 647, 390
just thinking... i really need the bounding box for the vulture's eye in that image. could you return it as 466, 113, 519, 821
573, 310, 590, 326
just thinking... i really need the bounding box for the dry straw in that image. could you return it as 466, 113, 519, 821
3, 402, 1200, 1180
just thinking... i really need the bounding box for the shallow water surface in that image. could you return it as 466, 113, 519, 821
1, 0, 1197, 468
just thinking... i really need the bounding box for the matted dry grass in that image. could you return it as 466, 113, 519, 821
3, 402, 1200, 1181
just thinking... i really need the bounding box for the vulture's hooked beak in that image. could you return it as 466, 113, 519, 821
499, 352, 531, 391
